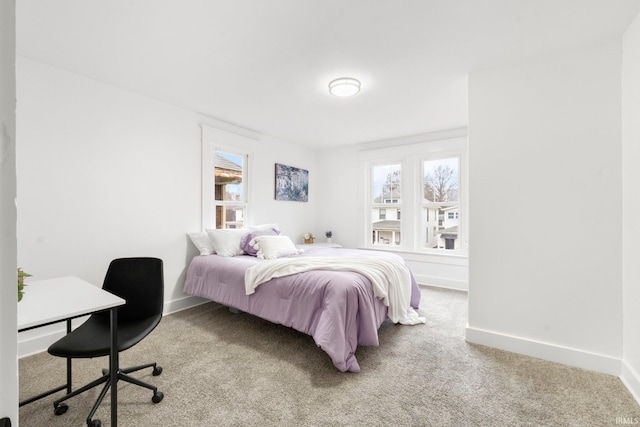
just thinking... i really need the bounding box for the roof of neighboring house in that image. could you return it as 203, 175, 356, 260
214, 155, 242, 171
372, 220, 401, 231
438, 225, 458, 239
214, 154, 243, 184
373, 189, 401, 203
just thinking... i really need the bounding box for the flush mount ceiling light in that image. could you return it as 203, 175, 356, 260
328, 77, 361, 97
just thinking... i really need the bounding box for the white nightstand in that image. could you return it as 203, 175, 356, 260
304, 242, 343, 248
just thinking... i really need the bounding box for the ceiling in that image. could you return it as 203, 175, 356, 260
16, 1, 640, 149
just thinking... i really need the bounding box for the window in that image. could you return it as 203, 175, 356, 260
202, 126, 254, 230
422, 157, 460, 250
214, 150, 247, 229
360, 136, 467, 255
370, 164, 402, 246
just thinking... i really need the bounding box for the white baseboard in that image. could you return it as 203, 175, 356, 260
621, 360, 640, 405
163, 294, 210, 315
18, 295, 209, 359
465, 325, 621, 376
19, 326, 67, 358
414, 273, 468, 291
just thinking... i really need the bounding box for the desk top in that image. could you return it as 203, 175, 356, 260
18, 276, 125, 331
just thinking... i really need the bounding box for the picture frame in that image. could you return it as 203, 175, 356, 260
275, 163, 309, 202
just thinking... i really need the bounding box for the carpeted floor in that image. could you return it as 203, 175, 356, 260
19, 286, 640, 426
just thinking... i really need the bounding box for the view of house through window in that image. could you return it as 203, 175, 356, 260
214, 150, 246, 229
422, 157, 459, 250
371, 164, 402, 246
361, 137, 466, 254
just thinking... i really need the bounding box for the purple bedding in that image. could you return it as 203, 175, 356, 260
183, 246, 421, 372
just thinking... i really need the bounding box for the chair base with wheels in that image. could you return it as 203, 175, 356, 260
53, 362, 164, 427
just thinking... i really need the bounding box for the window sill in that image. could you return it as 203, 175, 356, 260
356, 246, 468, 265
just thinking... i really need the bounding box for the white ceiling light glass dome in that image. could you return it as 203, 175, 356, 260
328, 77, 361, 97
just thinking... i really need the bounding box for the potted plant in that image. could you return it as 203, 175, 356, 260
303, 232, 315, 244
325, 231, 333, 243
18, 268, 31, 302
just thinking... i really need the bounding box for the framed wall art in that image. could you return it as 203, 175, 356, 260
275, 163, 309, 202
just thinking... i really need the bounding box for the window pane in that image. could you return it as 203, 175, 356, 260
372, 164, 401, 204
215, 205, 245, 229
371, 164, 401, 246
424, 158, 458, 202
371, 207, 401, 246
423, 157, 460, 251
423, 206, 458, 250
214, 151, 244, 201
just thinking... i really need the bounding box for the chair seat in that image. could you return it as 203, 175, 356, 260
48, 314, 161, 358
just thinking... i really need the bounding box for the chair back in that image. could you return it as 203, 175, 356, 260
103, 257, 164, 321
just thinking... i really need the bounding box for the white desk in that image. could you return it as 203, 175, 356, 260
18, 276, 125, 426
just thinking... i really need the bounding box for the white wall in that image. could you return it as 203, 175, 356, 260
0, 1, 19, 424
622, 11, 640, 402
16, 57, 317, 355
315, 144, 360, 248
467, 39, 623, 375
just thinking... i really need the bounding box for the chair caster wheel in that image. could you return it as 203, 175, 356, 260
152, 391, 164, 403
54, 403, 68, 415
153, 366, 162, 376
88, 419, 101, 427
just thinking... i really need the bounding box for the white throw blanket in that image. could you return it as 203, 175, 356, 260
245, 256, 426, 325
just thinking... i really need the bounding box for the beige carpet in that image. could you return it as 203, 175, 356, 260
19, 286, 639, 426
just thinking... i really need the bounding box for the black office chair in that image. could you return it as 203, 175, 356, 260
48, 257, 165, 427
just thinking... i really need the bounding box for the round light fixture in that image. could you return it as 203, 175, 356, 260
328, 77, 361, 97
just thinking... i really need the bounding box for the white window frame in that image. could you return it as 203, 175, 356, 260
201, 125, 256, 230
359, 135, 468, 256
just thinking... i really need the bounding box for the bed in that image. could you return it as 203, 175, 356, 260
183, 231, 424, 373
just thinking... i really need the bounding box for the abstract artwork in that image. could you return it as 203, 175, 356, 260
275, 163, 309, 202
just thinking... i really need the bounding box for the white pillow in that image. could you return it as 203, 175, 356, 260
250, 223, 280, 233
188, 232, 215, 256
205, 228, 247, 257
251, 235, 303, 260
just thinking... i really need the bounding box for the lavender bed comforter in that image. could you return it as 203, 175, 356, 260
183, 246, 421, 372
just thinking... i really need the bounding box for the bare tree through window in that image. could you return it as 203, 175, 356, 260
423, 158, 460, 250
372, 164, 402, 245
